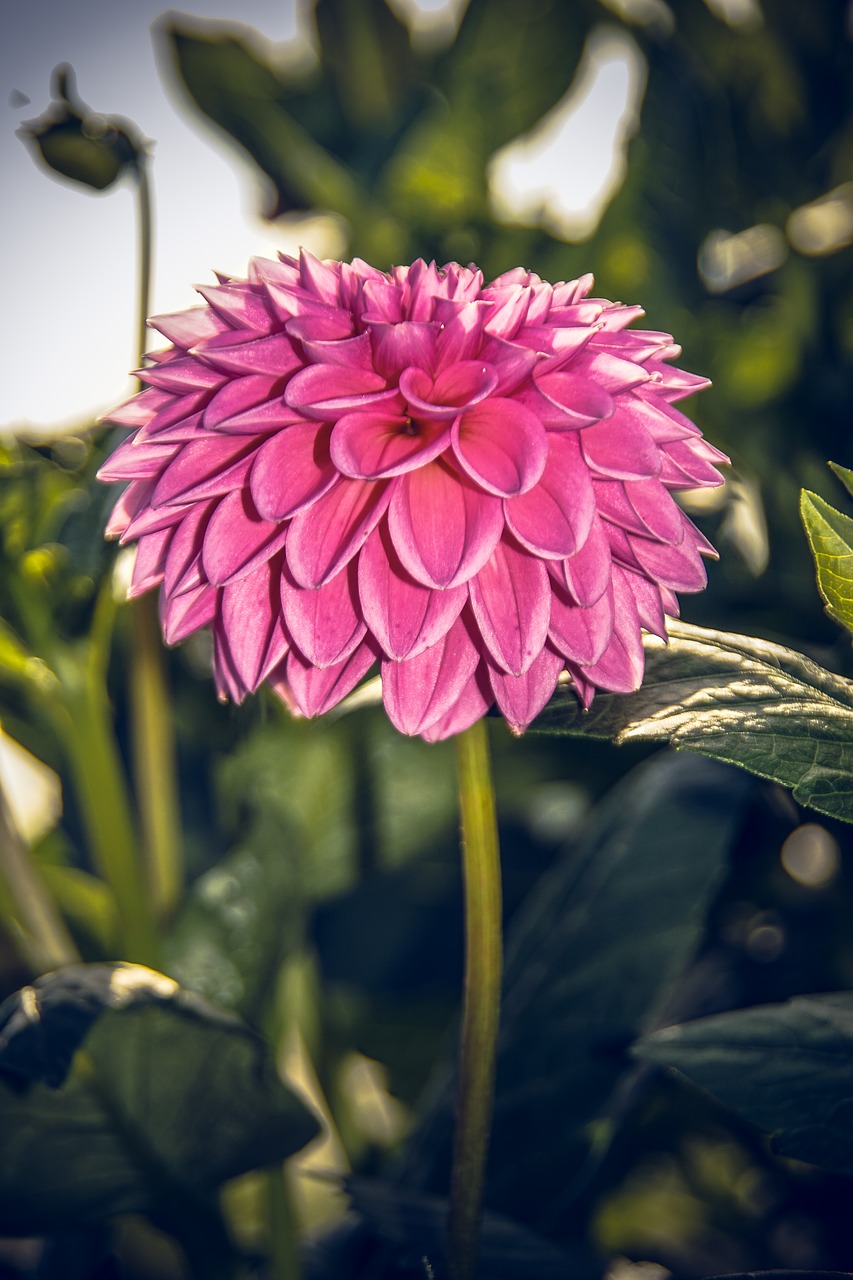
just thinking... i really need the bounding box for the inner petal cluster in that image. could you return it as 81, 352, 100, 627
99, 251, 727, 741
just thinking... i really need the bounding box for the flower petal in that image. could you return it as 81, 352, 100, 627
201, 490, 288, 587
160, 582, 217, 645
548, 580, 614, 665
452, 397, 547, 497
152, 436, 258, 507
250, 423, 337, 520
220, 558, 283, 692
381, 613, 480, 736
504, 432, 594, 557
331, 410, 452, 479
286, 478, 392, 588
469, 538, 550, 675
579, 568, 645, 692
628, 528, 708, 592
561, 516, 612, 605
533, 368, 613, 427
279, 640, 377, 717
580, 415, 661, 479
204, 375, 283, 429
282, 560, 366, 668
421, 667, 493, 742
399, 361, 497, 421
285, 364, 389, 418
488, 645, 564, 733
388, 459, 503, 589
358, 524, 466, 660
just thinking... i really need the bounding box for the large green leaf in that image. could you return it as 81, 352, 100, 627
801, 487, 853, 638
0, 964, 319, 1233
635, 993, 853, 1180
533, 620, 853, 824
401, 752, 752, 1231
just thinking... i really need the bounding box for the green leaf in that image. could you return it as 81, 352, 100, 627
158, 16, 364, 219
402, 753, 752, 1230
801, 488, 853, 636
0, 964, 319, 1233
533, 619, 853, 824
635, 993, 853, 1179
829, 461, 853, 503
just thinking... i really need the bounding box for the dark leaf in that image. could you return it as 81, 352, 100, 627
635, 993, 853, 1179
0, 963, 319, 1233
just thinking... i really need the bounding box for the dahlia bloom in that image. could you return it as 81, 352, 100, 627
99, 252, 726, 741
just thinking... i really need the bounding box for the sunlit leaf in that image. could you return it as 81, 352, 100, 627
801, 487, 853, 637
534, 619, 853, 824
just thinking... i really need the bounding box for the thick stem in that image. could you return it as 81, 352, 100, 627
448, 719, 502, 1280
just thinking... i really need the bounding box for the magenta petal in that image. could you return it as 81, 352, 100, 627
625, 477, 686, 543
399, 362, 497, 420
204, 375, 282, 429
381, 614, 480, 736
452, 397, 547, 497
152, 436, 256, 506
548, 581, 614, 665
623, 569, 668, 639
593, 479, 652, 537
479, 336, 538, 394
388, 459, 504, 589
201, 490, 288, 587
196, 283, 275, 334
581, 415, 661, 479
281, 640, 377, 717
220, 560, 281, 691
250, 423, 337, 520
562, 516, 612, 605
434, 301, 485, 368
421, 667, 494, 742
161, 583, 217, 645
286, 478, 392, 589
138, 357, 225, 394
194, 332, 302, 378
98, 438, 173, 482
489, 645, 564, 733
533, 369, 613, 427
285, 364, 388, 418
469, 539, 550, 675
148, 306, 228, 348
504, 432, 594, 557
358, 524, 466, 660
368, 322, 438, 381
628, 529, 708, 592
331, 410, 451, 479
282, 560, 366, 668
163, 501, 215, 596
300, 332, 375, 371
580, 569, 645, 692
128, 529, 171, 598
575, 350, 649, 394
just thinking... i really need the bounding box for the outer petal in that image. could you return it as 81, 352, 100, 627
286, 477, 392, 588
580, 415, 661, 479
533, 368, 613, 427
548, 580, 614, 665
285, 364, 389, 418
421, 667, 494, 742
468, 538, 550, 675
281, 561, 366, 668
204, 375, 283, 429
278, 640, 377, 717
628, 528, 709, 592
504, 432, 594, 558
388, 459, 503, 589
579, 568, 645, 692
128, 528, 171, 598
201, 490, 288, 587
358, 524, 466, 660
488, 645, 564, 734
160, 582, 217, 645
220, 558, 283, 692
331, 410, 451, 479
250, 423, 337, 520
561, 516, 612, 606
452, 398, 547, 497
163, 500, 216, 596
381, 613, 480, 737
151, 436, 257, 507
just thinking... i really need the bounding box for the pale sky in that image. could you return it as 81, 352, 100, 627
2, 0, 639, 434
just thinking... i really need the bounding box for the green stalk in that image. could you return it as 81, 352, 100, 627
0, 783, 79, 971
263, 1165, 301, 1280
128, 151, 183, 922
448, 719, 502, 1280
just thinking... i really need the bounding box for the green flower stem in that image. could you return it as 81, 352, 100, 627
448, 718, 502, 1280
129, 595, 182, 921
55, 672, 160, 967
263, 1164, 301, 1280
128, 152, 183, 923
0, 783, 79, 971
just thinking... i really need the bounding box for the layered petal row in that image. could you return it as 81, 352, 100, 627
100, 251, 726, 739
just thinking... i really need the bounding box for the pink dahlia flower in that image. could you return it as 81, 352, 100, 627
99, 252, 726, 741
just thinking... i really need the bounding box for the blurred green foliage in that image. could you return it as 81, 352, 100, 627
5, 1, 853, 1278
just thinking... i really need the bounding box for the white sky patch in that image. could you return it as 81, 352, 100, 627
488, 26, 646, 243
